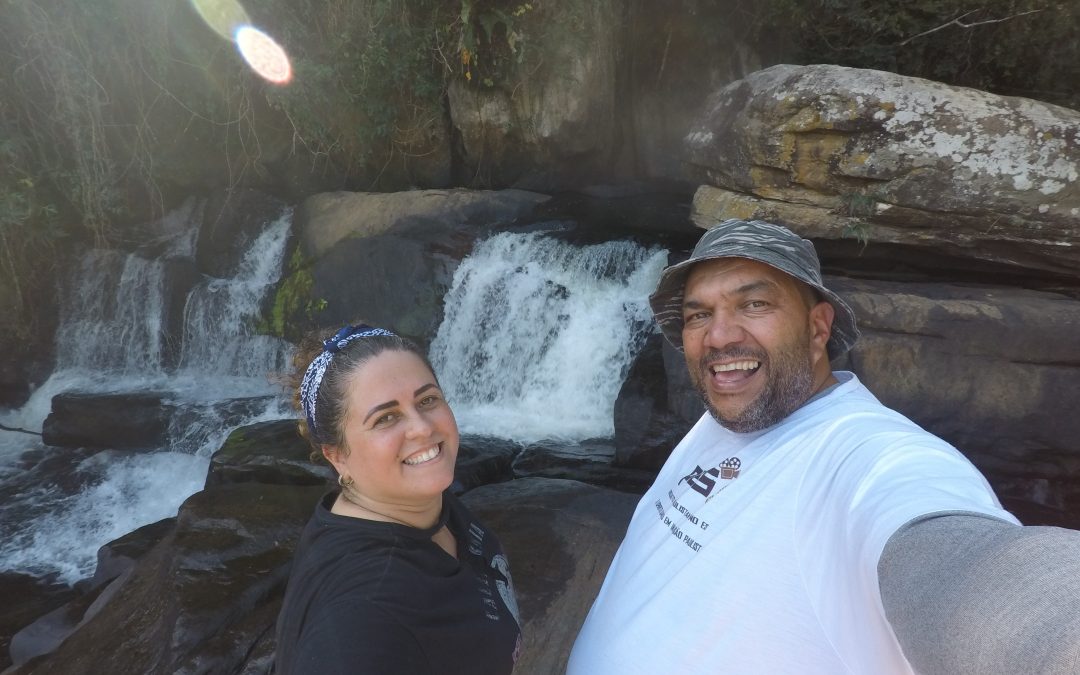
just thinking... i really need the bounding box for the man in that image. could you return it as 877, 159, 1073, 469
568, 219, 1080, 674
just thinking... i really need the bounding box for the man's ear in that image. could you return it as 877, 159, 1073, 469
808, 301, 835, 363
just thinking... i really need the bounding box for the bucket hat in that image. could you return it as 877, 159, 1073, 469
649, 219, 859, 360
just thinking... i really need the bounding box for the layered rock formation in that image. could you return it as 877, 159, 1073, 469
685, 64, 1080, 277
616, 63, 1080, 527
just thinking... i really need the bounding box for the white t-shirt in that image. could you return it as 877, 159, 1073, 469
568, 372, 1018, 675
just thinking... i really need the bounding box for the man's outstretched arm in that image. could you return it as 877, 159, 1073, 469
879, 513, 1080, 674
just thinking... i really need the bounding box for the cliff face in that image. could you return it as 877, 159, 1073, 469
0, 0, 766, 401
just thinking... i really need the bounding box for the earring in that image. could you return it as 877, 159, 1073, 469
338, 474, 355, 488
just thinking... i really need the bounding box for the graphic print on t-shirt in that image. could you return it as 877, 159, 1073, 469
678, 456, 741, 497
491, 554, 521, 626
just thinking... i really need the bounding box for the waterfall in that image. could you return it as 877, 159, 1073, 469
0, 200, 294, 583
430, 231, 669, 443
56, 250, 168, 378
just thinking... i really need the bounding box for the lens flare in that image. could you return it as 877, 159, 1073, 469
189, 0, 249, 40
235, 25, 292, 85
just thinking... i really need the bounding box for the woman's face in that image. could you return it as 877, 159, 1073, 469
326, 349, 459, 507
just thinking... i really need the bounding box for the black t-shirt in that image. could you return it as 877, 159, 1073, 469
274, 491, 521, 675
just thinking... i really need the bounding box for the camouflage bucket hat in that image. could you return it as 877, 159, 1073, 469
649, 219, 860, 361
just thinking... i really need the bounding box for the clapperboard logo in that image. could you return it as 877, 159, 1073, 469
679, 457, 741, 497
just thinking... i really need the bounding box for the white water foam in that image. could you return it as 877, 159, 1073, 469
430, 231, 668, 443
0, 202, 295, 584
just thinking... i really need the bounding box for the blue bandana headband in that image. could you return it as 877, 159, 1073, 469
300, 324, 397, 442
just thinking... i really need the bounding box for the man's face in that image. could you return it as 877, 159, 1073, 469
680, 258, 833, 433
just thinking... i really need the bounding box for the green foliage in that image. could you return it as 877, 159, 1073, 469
738, 0, 1080, 109
837, 191, 882, 248
456, 1, 536, 87
258, 247, 325, 340
249, 0, 455, 177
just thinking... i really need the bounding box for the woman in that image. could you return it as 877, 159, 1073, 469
274, 324, 521, 674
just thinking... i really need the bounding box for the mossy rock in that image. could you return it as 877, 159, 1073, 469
206, 420, 332, 489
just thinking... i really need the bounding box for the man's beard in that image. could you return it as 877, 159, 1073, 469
692, 338, 815, 434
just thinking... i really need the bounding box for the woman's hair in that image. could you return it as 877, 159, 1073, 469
290, 325, 437, 461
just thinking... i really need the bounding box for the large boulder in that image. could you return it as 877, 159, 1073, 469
7, 483, 323, 675
194, 189, 290, 279
613, 333, 702, 470
291, 189, 549, 340
294, 189, 549, 259
462, 478, 638, 674
206, 419, 331, 488
685, 64, 1080, 278
42, 391, 176, 449
0, 573, 77, 671
447, 0, 622, 189
513, 439, 656, 494
831, 277, 1080, 527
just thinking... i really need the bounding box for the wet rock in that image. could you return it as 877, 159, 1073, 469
614, 333, 702, 470
451, 434, 520, 494
6, 483, 323, 675
462, 477, 639, 675
0, 573, 76, 671
206, 419, 331, 488
42, 391, 176, 449
90, 518, 175, 590
195, 189, 290, 279
513, 438, 655, 494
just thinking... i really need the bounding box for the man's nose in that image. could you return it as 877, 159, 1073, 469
703, 314, 747, 350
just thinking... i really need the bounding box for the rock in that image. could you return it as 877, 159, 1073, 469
296, 188, 550, 340
206, 419, 332, 488
90, 518, 175, 590
685, 64, 1080, 278
7, 483, 323, 675
310, 233, 454, 341
447, 1, 622, 190
461, 477, 639, 675
8, 577, 113, 667
613, 327, 705, 471
0, 573, 77, 671
830, 277, 1080, 526
627, 0, 763, 182
42, 391, 176, 449
294, 189, 549, 259
451, 434, 520, 494
195, 189, 290, 279
513, 439, 656, 494
157, 258, 204, 371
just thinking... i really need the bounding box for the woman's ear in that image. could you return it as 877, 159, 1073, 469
322, 445, 346, 475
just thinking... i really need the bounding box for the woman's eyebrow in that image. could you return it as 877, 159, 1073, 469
363, 400, 398, 424
363, 384, 441, 423
414, 383, 439, 397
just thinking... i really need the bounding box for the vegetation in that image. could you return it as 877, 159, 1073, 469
1, 0, 1077, 344
258, 247, 326, 340
736, 0, 1080, 110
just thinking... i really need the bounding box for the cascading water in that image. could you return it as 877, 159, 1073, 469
0, 201, 294, 584
430, 231, 669, 443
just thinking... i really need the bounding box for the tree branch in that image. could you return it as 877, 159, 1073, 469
0, 423, 42, 436
898, 8, 1046, 46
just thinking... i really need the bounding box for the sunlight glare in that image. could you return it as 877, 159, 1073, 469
189, 0, 249, 39
235, 25, 292, 85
